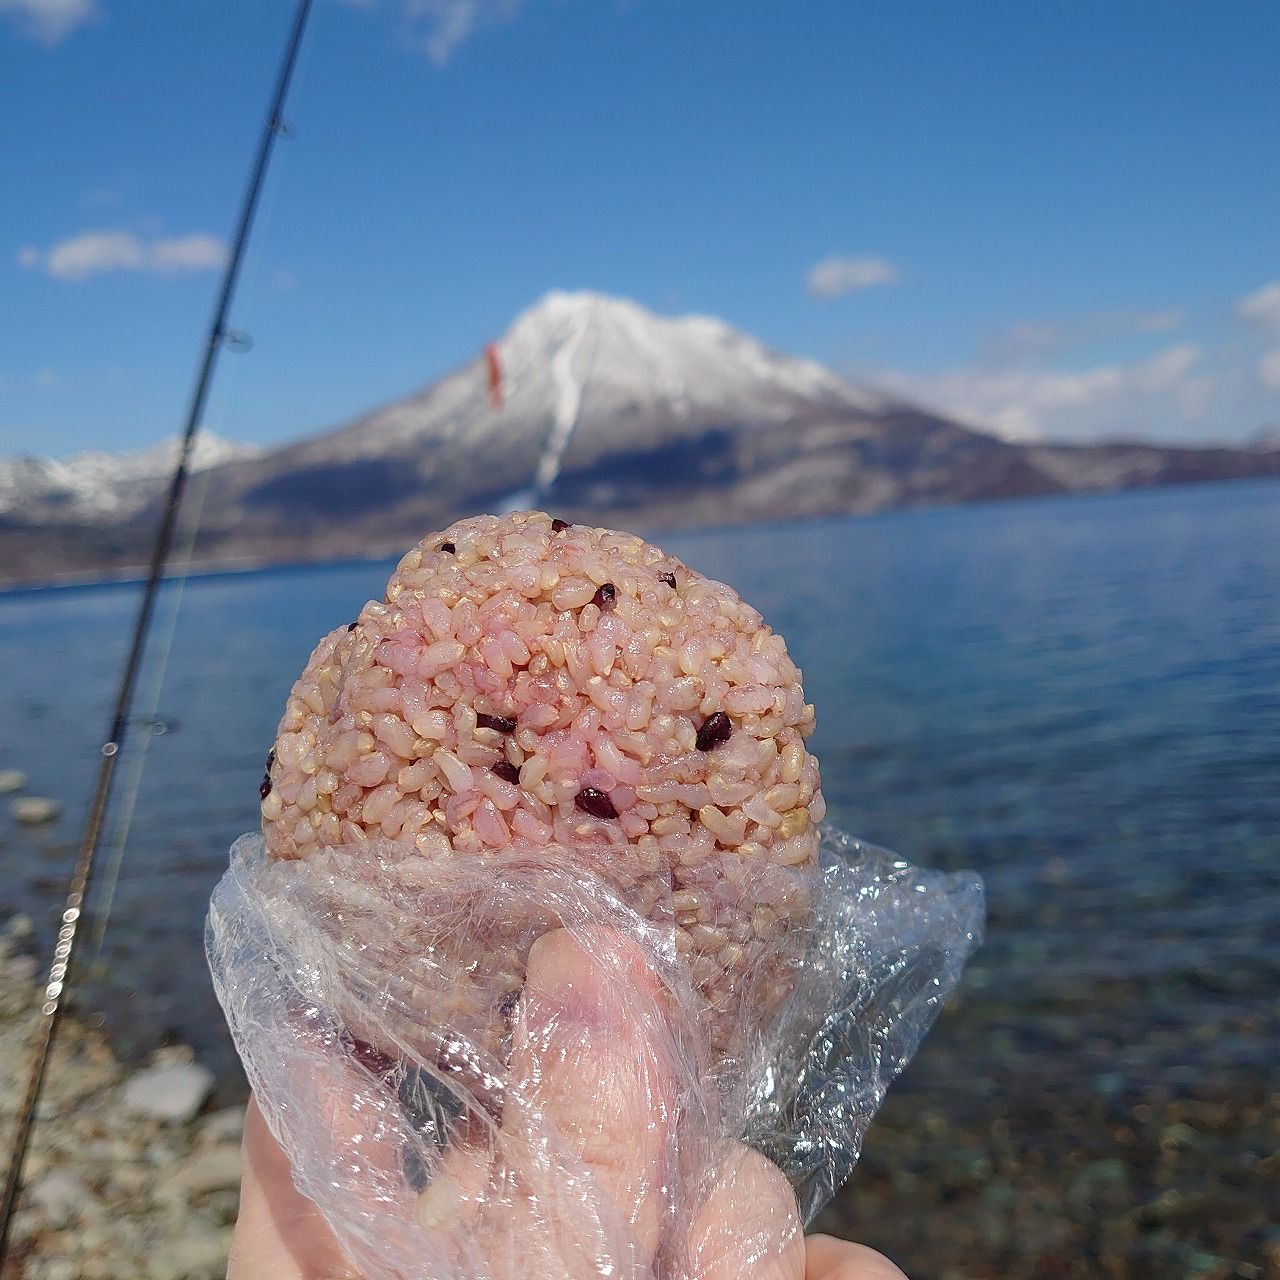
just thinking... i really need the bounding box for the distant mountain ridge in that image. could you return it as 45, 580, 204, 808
0, 432, 258, 524
2, 291, 1278, 587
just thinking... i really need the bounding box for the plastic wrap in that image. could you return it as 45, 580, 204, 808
207, 826, 983, 1279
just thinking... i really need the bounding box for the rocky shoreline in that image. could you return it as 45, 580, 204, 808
0, 928, 242, 1280
3, 917, 1276, 1280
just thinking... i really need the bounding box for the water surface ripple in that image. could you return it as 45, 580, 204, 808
1, 480, 1276, 1099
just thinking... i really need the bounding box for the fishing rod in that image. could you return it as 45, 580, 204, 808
0, 0, 315, 1259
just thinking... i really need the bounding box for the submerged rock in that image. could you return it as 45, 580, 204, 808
0, 768, 27, 794
199, 1106, 245, 1145
121, 1062, 214, 1124
6, 954, 39, 983
27, 1170, 89, 1228
11, 795, 59, 825
4, 912, 35, 943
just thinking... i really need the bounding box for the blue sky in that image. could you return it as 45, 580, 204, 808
3, 0, 1279, 457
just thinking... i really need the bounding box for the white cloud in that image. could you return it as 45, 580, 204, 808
867, 289, 1279, 442
35, 367, 56, 386
1134, 307, 1186, 333
1237, 281, 1280, 332
1135, 343, 1200, 389
18, 230, 228, 281
1259, 348, 1280, 392
806, 255, 899, 299
344, 0, 536, 64
873, 343, 1209, 443
146, 233, 227, 272
44, 230, 142, 278
403, 0, 525, 64
0, 0, 97, 43
1234, 283, 1280, 393
983, 319, 1066, 365
983, 307, 1185, 366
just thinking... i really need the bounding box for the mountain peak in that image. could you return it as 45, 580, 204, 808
506, 289, 703, 351
516, 288, 660, 323
497, 288, 883, 420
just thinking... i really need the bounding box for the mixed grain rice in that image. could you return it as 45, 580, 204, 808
262, 511, 824, 1048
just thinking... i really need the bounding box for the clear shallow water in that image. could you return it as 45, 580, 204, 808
1, 480, 1277, 1099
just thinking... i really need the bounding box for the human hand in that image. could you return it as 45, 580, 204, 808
228, 929, 907, 1280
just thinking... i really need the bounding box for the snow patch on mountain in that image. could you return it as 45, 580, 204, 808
0, 432, 260, 523
535, 301, 591, 494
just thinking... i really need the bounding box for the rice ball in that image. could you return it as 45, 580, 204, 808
261, 511, 823, 1048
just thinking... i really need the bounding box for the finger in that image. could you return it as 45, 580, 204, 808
804, 1233, 910, 1280
232, 1037, 429, 1280
228, 1095, 363, 1280
412, 1138, 491, 1234
505, 926, 678, 1267
688, 1143, 805, 1280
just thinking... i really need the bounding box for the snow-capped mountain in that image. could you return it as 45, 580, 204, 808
0, 432, 259, 524
273, 289, 886, 474
3, 291, 1277, 586
173, 289, 911, 534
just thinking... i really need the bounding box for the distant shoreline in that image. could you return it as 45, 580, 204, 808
0, 549, 404, 599
2, 473, 1278, 598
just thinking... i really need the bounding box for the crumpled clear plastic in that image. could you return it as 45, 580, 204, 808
206, 827, 984, 1279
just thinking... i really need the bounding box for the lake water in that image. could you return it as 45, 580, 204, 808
1, 480, 1277, 1110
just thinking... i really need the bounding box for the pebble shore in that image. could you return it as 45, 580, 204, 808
0, 929, 242, 1280
819, 1002, 1280, 1280
3, 917, 1275, 1280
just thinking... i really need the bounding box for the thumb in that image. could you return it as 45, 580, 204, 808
504, 926, 683, 1270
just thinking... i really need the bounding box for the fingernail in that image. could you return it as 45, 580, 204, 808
415, 1170, 463, 1232
525, 930, 623, 1030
